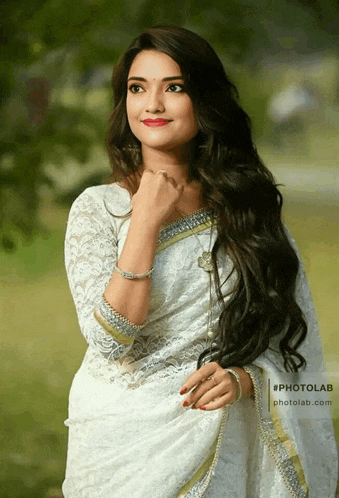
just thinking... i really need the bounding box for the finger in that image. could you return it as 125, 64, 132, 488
156, 170, 179, 189
180, 363, 218, 394
200, 391, 235, 411
166, 175, 177, 187
183, 379, 220, 407
189, 384, 225, 409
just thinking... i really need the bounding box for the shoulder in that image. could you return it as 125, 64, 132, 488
66, 183, 132, 239
69, 183, 132, 217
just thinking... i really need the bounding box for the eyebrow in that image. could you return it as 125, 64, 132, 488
127, 76, 184, 82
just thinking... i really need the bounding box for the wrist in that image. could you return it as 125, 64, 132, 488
130, 210, 162, 233
228, 366, 254, 399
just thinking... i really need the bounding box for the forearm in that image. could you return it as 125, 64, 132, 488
103, 214, 161, 325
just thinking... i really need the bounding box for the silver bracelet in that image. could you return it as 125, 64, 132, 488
114, 264, 154, 280
225, 368, 242, 405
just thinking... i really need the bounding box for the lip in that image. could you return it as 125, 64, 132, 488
142, 119, 171, 127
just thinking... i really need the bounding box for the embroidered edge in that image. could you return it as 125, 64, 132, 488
157, 218, 217, 254
271, 402, 308, 495
178, 406, 229, 498
177, 440, 217, 496
93, 310, 135, 345
243, 365, 309, 498
97, 294, 144, 333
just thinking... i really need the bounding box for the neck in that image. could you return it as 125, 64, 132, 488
140, 144, 194, 185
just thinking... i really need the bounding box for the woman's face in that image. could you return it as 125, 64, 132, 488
126, 50, 198, 154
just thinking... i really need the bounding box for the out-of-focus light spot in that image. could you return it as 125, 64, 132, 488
32, 42, 42, 53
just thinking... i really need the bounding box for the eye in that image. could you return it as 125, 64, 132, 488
128, 84, 143, 93
167, 83, 185, 92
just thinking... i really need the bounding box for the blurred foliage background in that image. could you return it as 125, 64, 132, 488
1, 0, 338, 496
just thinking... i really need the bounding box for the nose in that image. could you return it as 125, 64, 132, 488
145, 90, 165, 113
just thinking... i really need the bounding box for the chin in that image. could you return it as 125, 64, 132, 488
140, 139, 181, 151
142, 135, 195, 150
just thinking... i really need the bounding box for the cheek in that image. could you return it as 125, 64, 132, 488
126, 97, 141, 118
180, 101, 196, 124
126, 100, 132, 122
185, 108, 198, 133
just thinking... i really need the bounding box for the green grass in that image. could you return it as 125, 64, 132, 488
282, 198, 339, 449
0, 194, 338, 497
0, 206, 85, 498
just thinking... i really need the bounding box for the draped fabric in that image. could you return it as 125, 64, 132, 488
62, 183, 338, 498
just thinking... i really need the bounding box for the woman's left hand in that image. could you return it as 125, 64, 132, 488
179, 362, 253, 411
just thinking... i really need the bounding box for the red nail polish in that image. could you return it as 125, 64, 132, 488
183, 401, 188, 407
200, 405, 206, 410
180, 387, 188, 395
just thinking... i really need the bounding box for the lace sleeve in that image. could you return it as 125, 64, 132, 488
64, 187, 143, 360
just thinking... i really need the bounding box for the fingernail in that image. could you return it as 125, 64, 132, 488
200, 405, 206, 410
180, 387, 188, 395
183, 401, 188, 407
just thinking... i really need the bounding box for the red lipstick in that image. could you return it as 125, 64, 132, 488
143, 119, 171, 127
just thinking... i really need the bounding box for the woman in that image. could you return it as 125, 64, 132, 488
62, 25, 337, 497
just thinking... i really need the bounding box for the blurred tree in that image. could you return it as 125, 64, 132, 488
1, 0, 338, 251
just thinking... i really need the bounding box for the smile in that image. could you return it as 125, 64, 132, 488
142, 119, 171, 127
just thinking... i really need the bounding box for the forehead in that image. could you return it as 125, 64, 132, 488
128, 50, 181, 78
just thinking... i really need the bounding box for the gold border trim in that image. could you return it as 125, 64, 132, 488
271, 401, 308, 495
93, 310, 135, 345
177, 440, 217, 497
244, 365, 309, 498
177, 406, 229, 497
157, 219, 217, 253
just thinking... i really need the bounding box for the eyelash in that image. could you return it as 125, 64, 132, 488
128, 83, 185, 93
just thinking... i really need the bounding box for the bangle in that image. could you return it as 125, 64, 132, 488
225, 368, 242, 405
114, 264, 154, 280
102, 294, 146, 329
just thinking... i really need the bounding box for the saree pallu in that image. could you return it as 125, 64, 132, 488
62, 184, 338, 497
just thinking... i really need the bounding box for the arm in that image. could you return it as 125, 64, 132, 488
101, 169, 184, 325
65, 171, 184, 359
64, 187, 142, 359
102, 210, 160, 326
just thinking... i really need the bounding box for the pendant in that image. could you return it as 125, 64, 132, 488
198, 251, 213, 272
207, 328, 215, 339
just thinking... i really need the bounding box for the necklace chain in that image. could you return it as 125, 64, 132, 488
174, 207, 212, 264
176, 207, 215, 341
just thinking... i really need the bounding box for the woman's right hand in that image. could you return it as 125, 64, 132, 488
131, 169, 184, 228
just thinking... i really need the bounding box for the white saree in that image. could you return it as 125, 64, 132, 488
62, 183, 338, 498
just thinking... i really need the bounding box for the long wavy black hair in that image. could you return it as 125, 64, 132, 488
106, 25, 307, 372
